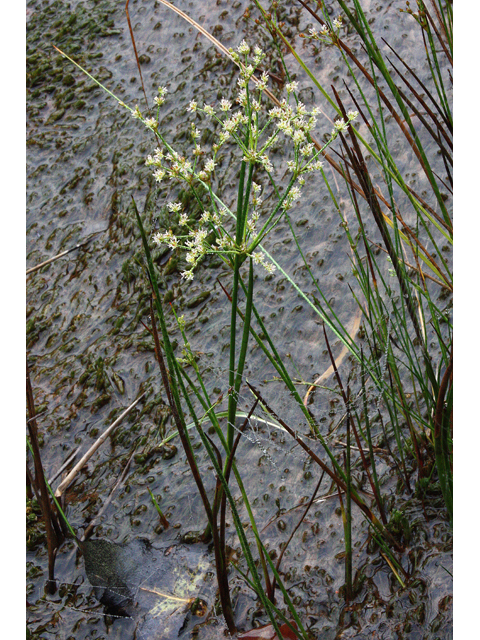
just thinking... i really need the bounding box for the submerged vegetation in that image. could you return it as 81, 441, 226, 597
27, 1, 452, 638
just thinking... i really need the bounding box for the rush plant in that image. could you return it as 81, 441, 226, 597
52, 0, 452, 632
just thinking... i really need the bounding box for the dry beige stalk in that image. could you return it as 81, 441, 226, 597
55, 394, 145, 497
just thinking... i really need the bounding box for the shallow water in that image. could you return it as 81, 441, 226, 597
27, 1, 452, 638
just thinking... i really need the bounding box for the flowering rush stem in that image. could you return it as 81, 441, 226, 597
136, 39, 357, 458
227, 257, 255, 450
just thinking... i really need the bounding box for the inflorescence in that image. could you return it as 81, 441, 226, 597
131, 39, 357, 281
306, 15, 343, 45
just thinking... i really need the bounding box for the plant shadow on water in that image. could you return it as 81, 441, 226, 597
78, 537, 216, 638
27, 0, 452, 638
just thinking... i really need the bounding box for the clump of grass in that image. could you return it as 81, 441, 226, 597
243, 0, 452, 593
251, 0, 452, 515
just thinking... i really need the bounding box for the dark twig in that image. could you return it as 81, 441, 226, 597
48, 448, 80, 486
125, 0, 150, 112
381, 38, 452, 138
26, 358, 61, 593
422, 3, 452, 65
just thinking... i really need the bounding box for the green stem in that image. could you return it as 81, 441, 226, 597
345, 397, 352, 601
233, 258, 254, 410
227, 257, 241, 450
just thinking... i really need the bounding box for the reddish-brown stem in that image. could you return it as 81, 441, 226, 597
26, 358, 61, 593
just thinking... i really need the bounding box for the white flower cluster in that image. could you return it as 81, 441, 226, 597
230, 40, 265, 66
134, 40, 358, 281
330, 110, 359, 139
307, 16, 343, 44
143, 41, 334, 190
132, 87, 169, 127
154, 86, 168, 106
152, 201, 229, 281
252, 251, 276, 274
281, 185, 302, 212
267, 101, 327, 181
